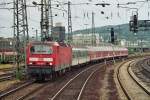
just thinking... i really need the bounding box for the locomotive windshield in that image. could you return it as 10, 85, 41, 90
30, 44, 52, 54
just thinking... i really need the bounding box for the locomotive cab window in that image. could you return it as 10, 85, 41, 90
30, 44, 52, 54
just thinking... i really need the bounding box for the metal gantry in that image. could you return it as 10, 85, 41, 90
68, 1, 72, 43
40, 0, 49, 41
13, 0, 29, 78
92, 12, 95, 46
48, 0, 53, 36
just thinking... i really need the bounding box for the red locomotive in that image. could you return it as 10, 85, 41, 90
26, 41, 72, 80
26, 41, 128, 80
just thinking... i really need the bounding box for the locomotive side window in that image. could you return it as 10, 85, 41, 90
30, 46, 35, 53
30, 45, 52, 54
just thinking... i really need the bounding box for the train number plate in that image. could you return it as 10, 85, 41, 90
38, 58, 43, 61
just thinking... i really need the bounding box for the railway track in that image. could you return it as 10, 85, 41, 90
0, 66, 26, 82
0, 66, 16, 82
0, 63, 102, 100
0, 65, 25, 73
49, 63, 106, 100
15, 83, 48, 100
0, 80, 39, 100
128, 63, 150, 95
131, 58, 150, 84
0, 72, 14, 82
139, 58, 150, 79
116, 60, 150, 100
0, 60, 115, 100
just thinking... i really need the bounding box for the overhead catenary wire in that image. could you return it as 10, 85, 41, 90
1, 0, 150, 37
0, 1, 13, 5
137, 0, 147, 11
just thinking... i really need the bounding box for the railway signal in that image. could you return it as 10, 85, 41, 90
130, 14, 150, 32
129, 14, 138, 33
110, 28, 115, 44
133, 15, 138, 31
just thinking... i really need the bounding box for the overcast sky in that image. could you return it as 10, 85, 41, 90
0, 0, 149, 37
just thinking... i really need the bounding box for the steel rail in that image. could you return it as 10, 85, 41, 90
117, 61, 131, 100
49, 63, 102, 100
0, 80, 34, 98
77, 67, 102, 100
16, 83, 47, 100
128, 61, 150, 95
0, 75, 14, 82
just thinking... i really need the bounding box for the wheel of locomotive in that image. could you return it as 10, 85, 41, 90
62, 69, 66, 74
41, 75, 45, 81
59, 70, 63, 76
67, 66, 71, 72
51, 71, 57, 81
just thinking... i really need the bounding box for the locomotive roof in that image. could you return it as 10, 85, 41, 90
86, 46, 128, 51
28, 41, 71, 47
72, 48, 88, 51
72, 46, 127, 52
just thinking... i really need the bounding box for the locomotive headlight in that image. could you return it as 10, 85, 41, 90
29, 62, 32, 65
49, 63, 53, 65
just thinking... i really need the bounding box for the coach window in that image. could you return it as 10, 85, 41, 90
78, 51, 81, 57
48, 47, 53, 54
83, 51, 86, 57
72, 51, 76, 58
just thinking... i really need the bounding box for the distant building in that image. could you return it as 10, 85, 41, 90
52, 23, 65, 42
72, 33, 100, 46
0, 37, 14, 52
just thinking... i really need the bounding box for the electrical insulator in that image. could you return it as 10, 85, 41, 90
102, 4, 105, 7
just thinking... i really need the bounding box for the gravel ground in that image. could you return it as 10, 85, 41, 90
0, 64, 13, 69
99, 64, 119, 100
79, 63, 119, 100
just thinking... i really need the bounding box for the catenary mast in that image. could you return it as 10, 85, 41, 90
41, 0, 50, 41
13, 0, 29, 78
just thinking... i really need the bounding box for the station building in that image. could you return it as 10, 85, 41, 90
52, 23, 66, 42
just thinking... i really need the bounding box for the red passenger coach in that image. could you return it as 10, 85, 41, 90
87, 46, 128, 61
26, 41, 72, 80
